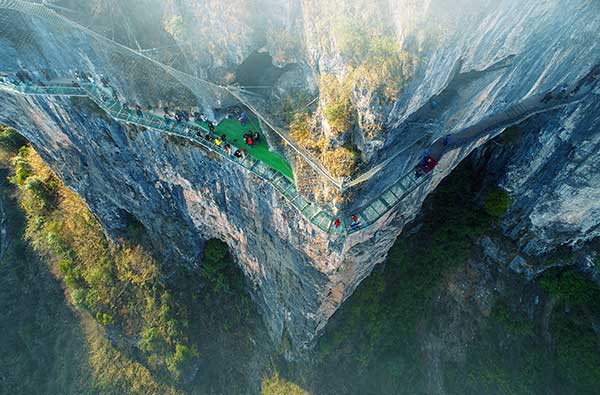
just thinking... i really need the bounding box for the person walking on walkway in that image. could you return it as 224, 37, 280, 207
443, 135, 451, 147
238, 111, 248, 127
245, 134, 254, 148
350, 215, 360, 231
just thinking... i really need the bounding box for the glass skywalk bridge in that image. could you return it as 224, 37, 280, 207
0, 79, 432, 237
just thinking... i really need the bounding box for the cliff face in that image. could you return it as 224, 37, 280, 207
0, 0, 599, 352
477, 94, 600, 256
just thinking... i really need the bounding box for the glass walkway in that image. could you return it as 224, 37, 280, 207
0, 79, 431, 236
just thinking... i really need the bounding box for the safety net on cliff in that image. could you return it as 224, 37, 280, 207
0, 0, 343, 188
2, 1, 589, 238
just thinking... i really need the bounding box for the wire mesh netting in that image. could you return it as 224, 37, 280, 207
0, 0, 343, 187
0, 0, 446, 236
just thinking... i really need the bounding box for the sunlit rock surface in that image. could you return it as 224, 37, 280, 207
0, 0, 598, 352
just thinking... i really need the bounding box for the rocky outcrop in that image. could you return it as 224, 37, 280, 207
0, 0, 599, 354
469, 90, 600, 256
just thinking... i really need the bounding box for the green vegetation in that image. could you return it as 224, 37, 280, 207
540, 270, 600, 311
77, 304, 184, 395
0, 125, 27, 155
540, 270, 600, 393
320, 74, 354, 135
261, 372, 310, 395
167, 344, 199, 380
321, 146, 360, 178
550, 308, 600, 394
201, 239, 233, 293
484, 187, 512, 217
173, 237, 262, 393
290, 114, 318, 152
3, 123, 598, 394
0, 136, 265, 393
11, 146, 195, 384
277, 89, 314, 126
0, 170, 95, 394
288, 21, 417, 178
13, 146, 33, 185
456, 269, 600, 394
333, 20, 417, 101
490, 301, 535, 337
333, 21, 371, 64
310, 162, 600, 394
289, 111, 360, 178
315, 165, 495, 393
354, 35, 417, 101
0, 142, 183, 394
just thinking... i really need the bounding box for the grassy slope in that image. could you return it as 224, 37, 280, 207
0, 127, 269, 394
0, 130, 184, 394
0, 167, 95, 395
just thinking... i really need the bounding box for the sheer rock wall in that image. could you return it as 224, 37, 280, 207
0, 0, 599, 352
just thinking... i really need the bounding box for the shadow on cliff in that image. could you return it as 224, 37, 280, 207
280, 138, 600, 394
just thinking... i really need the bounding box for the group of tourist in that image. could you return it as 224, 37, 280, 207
199, 131, 247, 160
333, 214, 361, 231
72, 70, 260, 164
1, 69, 47, 87
243, 131, 260, 147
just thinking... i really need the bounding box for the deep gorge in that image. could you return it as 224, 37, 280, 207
0, 0, 599, 393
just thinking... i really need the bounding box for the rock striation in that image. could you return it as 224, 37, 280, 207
0, 0, 599, 353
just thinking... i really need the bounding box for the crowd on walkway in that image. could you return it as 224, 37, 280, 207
16, 64, 588, 235
0, 68, 491, 234
0, 68, 412, 235
66, 69, 266, 164
3, 68, 273, 170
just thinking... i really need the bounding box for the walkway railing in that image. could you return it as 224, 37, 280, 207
0, 0, 348, 191
3, 70, 595, 237
0, 79, 436, 236
1, 1, 597, 239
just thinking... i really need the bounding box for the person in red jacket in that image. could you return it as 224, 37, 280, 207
349, 215, 361, 231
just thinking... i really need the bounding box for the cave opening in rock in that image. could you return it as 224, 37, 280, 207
234, 49, 297, 94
